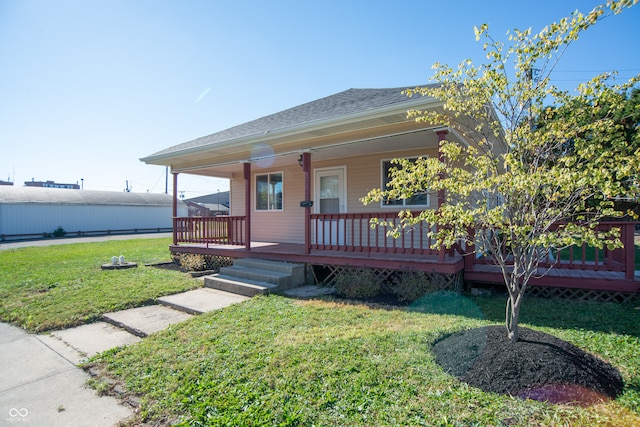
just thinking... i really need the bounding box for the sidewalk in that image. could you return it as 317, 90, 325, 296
0, 286, 251, 426
0, 323, 133, 426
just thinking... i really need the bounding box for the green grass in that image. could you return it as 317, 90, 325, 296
89, 294, 640, 426
0, 238, 200, 332
2, 237, 639, 425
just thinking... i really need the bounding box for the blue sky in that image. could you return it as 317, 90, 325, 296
1, 0, 638, 197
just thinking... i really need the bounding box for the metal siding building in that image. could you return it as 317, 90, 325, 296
0, 187, 187, 237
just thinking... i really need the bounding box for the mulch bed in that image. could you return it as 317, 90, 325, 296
148, 261, 188, 272
432, 325, 624, 405
149, 262, 215, 277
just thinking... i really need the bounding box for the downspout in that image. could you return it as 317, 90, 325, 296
303, 152, 311, 254
244, 163, 251, 251
172, 172, 178, 245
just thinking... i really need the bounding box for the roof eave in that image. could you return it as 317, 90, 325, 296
140, 96, 442, 166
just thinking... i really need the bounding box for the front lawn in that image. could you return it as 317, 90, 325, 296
89, 294, 640, 426
0, 237, 200, 332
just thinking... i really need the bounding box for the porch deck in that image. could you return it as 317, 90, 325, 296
171, 241, 465, 275
171, 240, 640, 293
170, 216, 639, 294
465, 263, 640, 293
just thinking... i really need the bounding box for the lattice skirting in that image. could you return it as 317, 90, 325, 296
311, 264, 464, 294
525, 286, 640, 304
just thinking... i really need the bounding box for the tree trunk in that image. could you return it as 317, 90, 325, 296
505, 283, 523, 342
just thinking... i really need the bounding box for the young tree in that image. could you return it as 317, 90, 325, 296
362, 0, 639, 342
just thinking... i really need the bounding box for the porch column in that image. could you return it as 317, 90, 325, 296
303, 152, 311, 254
435, 129, 448, 261
172, 172, 178, 245
243, 162, 251, 251
435, 129, 448, 209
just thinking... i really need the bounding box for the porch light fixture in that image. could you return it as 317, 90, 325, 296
298, 154, 304, 168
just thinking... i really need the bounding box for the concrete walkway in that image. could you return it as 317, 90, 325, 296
0, 286, 250, 426
0, 323, 133, 426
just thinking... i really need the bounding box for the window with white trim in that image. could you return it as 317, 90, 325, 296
256, 172, 283, 211
382, 158, 429, 207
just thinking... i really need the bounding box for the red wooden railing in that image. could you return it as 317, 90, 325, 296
172, 214, 637, 282
464, 221, 638, 281
173, 216, 245, 246
309, 212, 441, 255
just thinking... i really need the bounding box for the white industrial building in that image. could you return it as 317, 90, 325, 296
0, 186, 186, 240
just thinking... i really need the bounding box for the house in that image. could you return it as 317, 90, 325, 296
0, 186, 187, 241
185, 192, 230, 216
24, 179, 80, 189
141, 87, 638, 298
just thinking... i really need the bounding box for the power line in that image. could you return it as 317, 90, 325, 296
552, 68, 640, 73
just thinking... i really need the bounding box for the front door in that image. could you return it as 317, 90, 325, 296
315, 167, 346, 245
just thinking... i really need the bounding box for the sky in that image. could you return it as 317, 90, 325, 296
1, 0, 638, 198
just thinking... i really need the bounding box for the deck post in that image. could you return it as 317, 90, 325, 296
244, 162, 251, 251
172, 172, 178, 245
624, 222, 635, 281
303, 152, 312, 254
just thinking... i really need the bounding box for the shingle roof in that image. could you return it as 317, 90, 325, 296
0, 186, 176, 206
144, 87, 426, 159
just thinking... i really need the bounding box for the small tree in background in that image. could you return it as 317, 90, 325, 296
362, 0, 639, 342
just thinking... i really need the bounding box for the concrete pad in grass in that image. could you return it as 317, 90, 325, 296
102, 305, 193, 337
159, 287, 249, 314
44, 322, 141, 365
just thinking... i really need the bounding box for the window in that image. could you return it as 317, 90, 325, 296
382, 158, 429, 207
256, 172, 283, 211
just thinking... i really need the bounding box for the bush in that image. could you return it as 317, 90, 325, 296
52, 226, 66, 238
333, 267, 382, 299
390, 271, 431, 302
176, 253, 207, 271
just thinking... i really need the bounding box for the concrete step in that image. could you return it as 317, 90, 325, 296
204, 274, 277, 297
233, 258, 305, 286
158, 287, 249, 315
219, 265, 292, 288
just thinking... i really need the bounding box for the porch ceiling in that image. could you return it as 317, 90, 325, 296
173, 124, 451, 178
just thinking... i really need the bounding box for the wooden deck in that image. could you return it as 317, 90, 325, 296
465, 263, 640, 293
170, 216, 639, 294
171, 241, 465, 275
171, 241, 639, 293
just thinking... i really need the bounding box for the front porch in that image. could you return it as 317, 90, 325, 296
170, 215, 640, 296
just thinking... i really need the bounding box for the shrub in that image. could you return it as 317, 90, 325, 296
52, 226, 66, 238
333, 267, 382, 299
390, 271, 431, 302
176, 253, 207, 271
